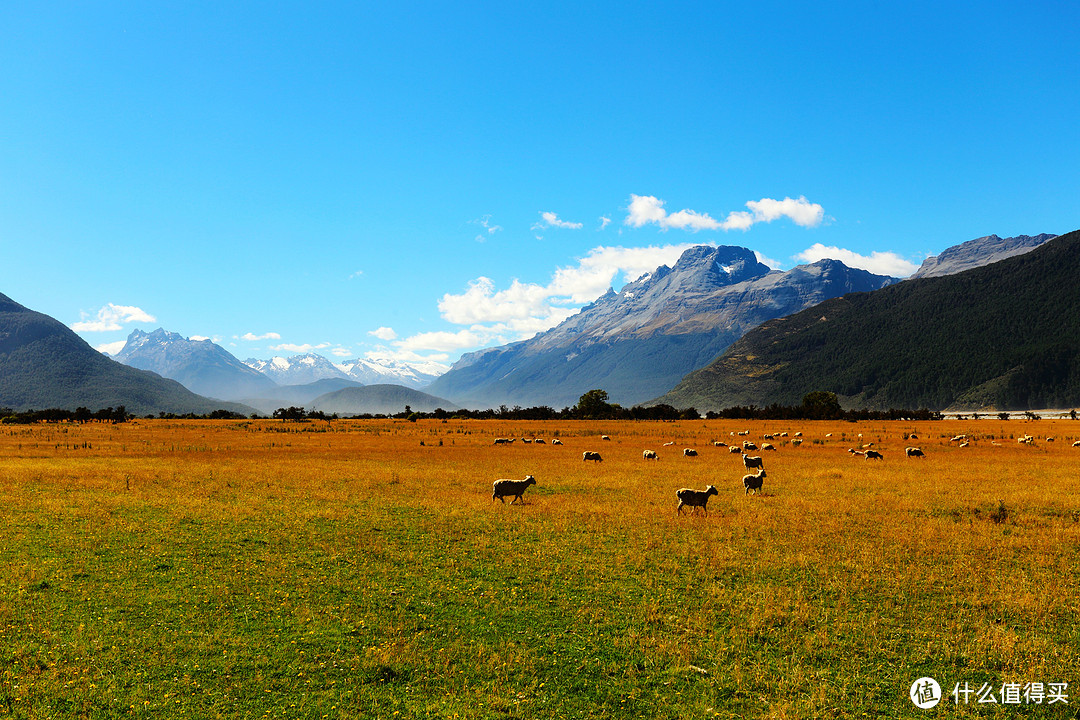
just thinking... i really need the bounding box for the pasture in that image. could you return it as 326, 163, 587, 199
2, 417, 1078, 718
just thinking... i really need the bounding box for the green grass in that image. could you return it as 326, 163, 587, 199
2, 419, 1079, 718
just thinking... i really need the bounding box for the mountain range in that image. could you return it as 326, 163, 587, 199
0, 293, 256, 416
655, 229, 1080, 411
425, 245, 898, 409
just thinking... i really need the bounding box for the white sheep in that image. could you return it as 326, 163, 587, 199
676, 485, 719, 515
683, 448, 698, 457
742, 441, 758, 451
791, 438, 803, 447
551, 438, 563, 445
534, 438, 546, 444
848, 448, 866, 457
493, 437, 514, 445
742, 455, 764, 471
601, 435, 611, 441
905, 447, 925, 458
643, 450, 658, 460
864, 450, 884, 460
762, 443, 776, 451
713, 441, 727, 447
743, 469, 766, 495
582, 451, 603, 462
729, 446, 743, 454
492, 475, 536, 504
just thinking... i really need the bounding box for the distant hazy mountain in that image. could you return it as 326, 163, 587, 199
0, 293, 255, 416
113, 328, 277, 400
426, 245, 898, 409
336, 356, 448, 388
655, 229, 1080, 411
309, 384, 458, 416
245, 352, 448, 389
238, 378, 365, 415
911, 233, 1056, 278
245, 353, 349, 385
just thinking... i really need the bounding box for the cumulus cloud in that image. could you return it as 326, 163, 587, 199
625, 194, 825, 232
71, 303, 156, 332
330, 347, 353, 357
95, 340, 127, 356
794, 243, 920, 277
532, 211, 583, 231
598, 216, 612, 230
241, 332, 282, 341
368, 326, 397, 341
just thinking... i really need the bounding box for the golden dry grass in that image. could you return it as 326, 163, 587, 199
1, 417, 1078, 717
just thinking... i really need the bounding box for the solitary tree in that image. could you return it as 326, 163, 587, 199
801, 391, 842, 420
576, 389, 613, 419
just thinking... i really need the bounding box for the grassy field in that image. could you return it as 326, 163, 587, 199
2, 417, 1078, 718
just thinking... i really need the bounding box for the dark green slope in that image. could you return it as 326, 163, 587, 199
309, 384, 458, 415
656, 229, 1080, 411
0, 293, 256, 416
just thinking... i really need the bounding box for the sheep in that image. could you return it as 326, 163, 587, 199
729, 446, 743, 454
794, 432, 803, 437
742, 455, 764, 471
791, 438, 803, 447
763, 433, 775, 440
663, 441, 675, 446
683, 448, 698, 457
742, 441, 758, 451
864, 450, 884, 460
602, 435, 611, 441
905, 447, 925, 458
643, 450, 658, 460
676, 485, 719, 515
743, 469, 766, 495
1073, 440, 1080, 448
762, 443, 776, 451
582, 451, 603, 462
534, 438, 546, 444
848, 448, 866, 457
493, 437, 514, 445
551, 438, 563, 445
521, 437, 533, 444
492, 475, 536, 504
713, 441, 727, 447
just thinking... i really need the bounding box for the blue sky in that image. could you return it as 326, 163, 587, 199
2, 2, 1077, 370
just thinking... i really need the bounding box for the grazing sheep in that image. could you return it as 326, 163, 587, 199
582, 451, 603, 462
1019, 435, 1035, 445
864, 450, 884, 460
905, 447, 925, 458
492, 475, 536, 504
551, 438, 563, 445
909, 433, 919, 440
713, 441, 727, 447
683, 448, 698, 457
742, 455, 764, 471
643, 450, 658, 460
742, 441, 758, 451
534, 438, 546, 444
493, 437, 514, 445
602, 435, 611, 441
778, 432, 789, 438
791, 438, 803, 447
794, 432, 803, 437
663, 441, 675, 446
729, 446, 743, 454
676, 485, 719, 515
738, 430, 750, 436
763, 433, 775, 440
1073, 440, 1080, 448
762, 443, 776, 451
743, 469, 766, 495
521, 438, 533, 444
848, 448, 865, 456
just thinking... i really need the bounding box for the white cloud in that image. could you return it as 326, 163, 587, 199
395, 329, 487, 353
330, 347, 353, 357
471, 214, 503, 242
241, 331, 281, 341
368, 326, 398, 341
71, 303, 156, 332
625, 194, 825, 232
270, 342, 331, 353
349, 270, 364, 280
95, 340, 127, 356
190, 335, 211, 342
532, 211, 583, 231
598, 216, 612, 230
365, 347, 451, 364
794, 243, 920, 277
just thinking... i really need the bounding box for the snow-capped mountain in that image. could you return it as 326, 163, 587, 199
244, 353, 448, 389
244, 353, 349, 386
426, 245, 899, 409
113, 328, 277, 401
